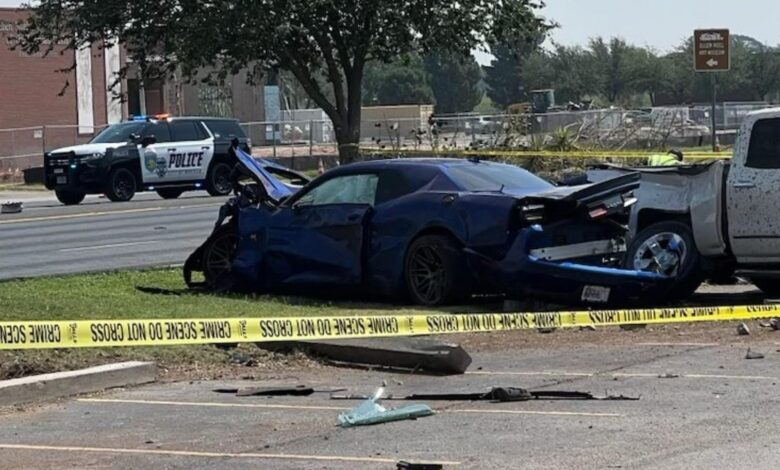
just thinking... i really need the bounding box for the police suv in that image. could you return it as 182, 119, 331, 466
44, 115, 251, 205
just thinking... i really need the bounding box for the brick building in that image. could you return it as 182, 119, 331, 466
0, 7, 265, 170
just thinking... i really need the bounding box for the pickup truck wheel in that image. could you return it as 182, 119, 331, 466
156, 188, 184, 199
105, 168, 136, 202
405, 234, 469, 306
55, 190, 85, 205
206, 161, 233, 196
750, 278, 780, 297
625, 221, 703, 300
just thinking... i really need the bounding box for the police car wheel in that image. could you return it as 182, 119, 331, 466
105, 167, 137, 202
206, 162, 233, 196
55, 190, 85, 205
156, 188, 184, 199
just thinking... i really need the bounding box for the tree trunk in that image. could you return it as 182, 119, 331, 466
335, 125, 360, 164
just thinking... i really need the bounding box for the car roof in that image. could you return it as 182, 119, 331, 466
335, 158, 505, 172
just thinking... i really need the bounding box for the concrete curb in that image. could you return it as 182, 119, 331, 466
0, 361, 157, 407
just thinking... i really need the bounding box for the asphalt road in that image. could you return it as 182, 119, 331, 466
0, 191, 225, 280
3, 336, 780, 469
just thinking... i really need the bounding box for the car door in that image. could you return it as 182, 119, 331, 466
263, 173, 379, 288
137, 121, 172, 186
161, 120, 215, 183
727, 117, 780, 262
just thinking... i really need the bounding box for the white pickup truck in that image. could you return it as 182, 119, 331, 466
589, 108, 780, 299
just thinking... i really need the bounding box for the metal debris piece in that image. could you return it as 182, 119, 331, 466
771, 318, 780, 331
737, 322, 750, 335
213, 385, 315, 396
0, 201, 22, 214
397, 461, 443, 470
658, 373, 680, 379
581, 325, 597, 331
337, 387, 434, 427
745, 348, 765, 360
331, 387, 638, 402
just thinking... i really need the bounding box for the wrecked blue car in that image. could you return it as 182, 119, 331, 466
183, 146, 667, 306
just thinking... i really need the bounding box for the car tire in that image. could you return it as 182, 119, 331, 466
206, 161, 233, 196
55, 190, 85, 206
105, 167, 136, 202
202, 223, 240, 290
624, 221, 703, 300
750, 278, 780, 297
156, 188, 184, 199
404, 234, 469, 306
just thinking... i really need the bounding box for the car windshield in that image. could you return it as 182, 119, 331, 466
447, 163, 553, 192
90, 122, 148, 143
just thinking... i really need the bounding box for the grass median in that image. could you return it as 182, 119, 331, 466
0, 268, 448, 381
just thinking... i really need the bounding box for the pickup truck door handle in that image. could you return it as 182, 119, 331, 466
167, 148, 177, 152
732, 181, 756, 189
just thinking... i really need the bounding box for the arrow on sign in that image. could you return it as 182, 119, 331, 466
706, 58, 719, 67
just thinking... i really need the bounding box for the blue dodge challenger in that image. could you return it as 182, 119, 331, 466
184, 147, 666, 306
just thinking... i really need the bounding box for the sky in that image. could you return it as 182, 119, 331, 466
3, 0, 779, 63
478, 0, 780, 64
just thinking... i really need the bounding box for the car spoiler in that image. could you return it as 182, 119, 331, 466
521, 172, 639, 206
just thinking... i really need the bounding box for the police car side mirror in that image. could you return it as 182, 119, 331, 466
128, 133, 140, 143
140, 135, 157, 147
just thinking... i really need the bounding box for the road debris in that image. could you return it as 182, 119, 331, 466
214, 385, 318, 396
737, 322, 750, 335
0, 201, 22, 214
745, 348, 765, 360
658, 373, 680, 379
331, 387, 638, 402
337, 387, 434, 427
771, 318, 780, 331
397, 461, 443, 470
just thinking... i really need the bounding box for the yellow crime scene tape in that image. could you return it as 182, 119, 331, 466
361, 148, 732, 160
1, 304, 778, 350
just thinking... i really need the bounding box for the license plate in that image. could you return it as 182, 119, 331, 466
53, 168, 64, 174
581, 285, 610, 303
56, 176, 67, 184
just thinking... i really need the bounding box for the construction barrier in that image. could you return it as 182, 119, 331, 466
361, 148, 732, 161
1, 305, 778, 350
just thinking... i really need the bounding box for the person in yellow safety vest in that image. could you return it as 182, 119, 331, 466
648, 149, 684, 166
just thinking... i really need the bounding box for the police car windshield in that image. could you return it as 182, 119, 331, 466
90, 122, 147, 144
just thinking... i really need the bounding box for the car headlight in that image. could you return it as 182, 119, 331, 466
81, 152, 104, 162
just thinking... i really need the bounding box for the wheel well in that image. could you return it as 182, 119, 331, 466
209, 152, 236, 172
409, 227, 464, 248
108, 161, 142, 190
636, 209, 691, 233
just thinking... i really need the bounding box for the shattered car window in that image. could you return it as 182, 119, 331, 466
297, 174, 379, 206
447, 163, 553, 192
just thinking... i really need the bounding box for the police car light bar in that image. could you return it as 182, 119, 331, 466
131, 115, 148, 121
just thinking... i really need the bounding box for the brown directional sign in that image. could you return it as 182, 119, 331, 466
694, 29, 730, 72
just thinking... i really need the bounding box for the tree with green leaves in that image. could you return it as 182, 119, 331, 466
362, 56, 434, 106
17, 0, 551, 163
423, 52, 483, 114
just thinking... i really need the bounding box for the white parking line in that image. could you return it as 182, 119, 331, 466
59, 241, 159, 253
78, 398, 621, 418
467, 370, 776, 381
0, 443, 462, 465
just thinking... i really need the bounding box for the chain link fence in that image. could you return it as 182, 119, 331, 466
0, 102, 773, 182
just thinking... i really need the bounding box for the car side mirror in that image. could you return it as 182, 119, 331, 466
140, 135, 157, 147
128, 133, 140, 143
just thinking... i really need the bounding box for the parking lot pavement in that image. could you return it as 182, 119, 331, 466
3, 340, 780, 469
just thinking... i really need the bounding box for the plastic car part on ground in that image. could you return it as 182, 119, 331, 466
337, 387, 435, 427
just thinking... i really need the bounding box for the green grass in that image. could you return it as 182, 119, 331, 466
0, 268, 456, 380
0, 183, 47, 192
0, 268, 442, 320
